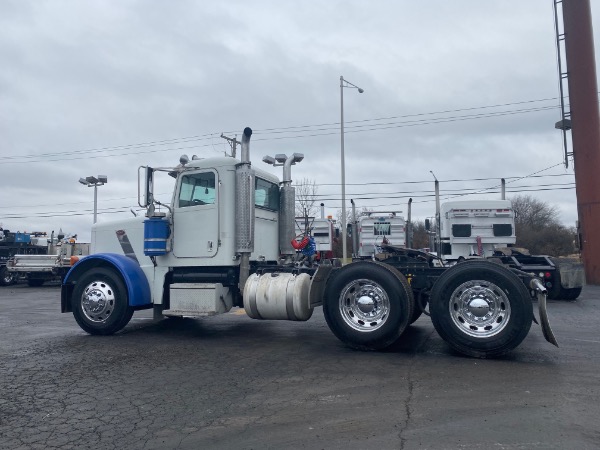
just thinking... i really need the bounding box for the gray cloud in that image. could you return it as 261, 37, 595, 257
0, 0, 593, 240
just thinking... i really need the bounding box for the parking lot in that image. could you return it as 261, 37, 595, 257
1, 283, 599, 449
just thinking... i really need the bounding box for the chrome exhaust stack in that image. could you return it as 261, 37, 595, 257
263, 153, 304, 261
407, 198, 413, 248
431, 171, 441, 255
236, 127, 255, 291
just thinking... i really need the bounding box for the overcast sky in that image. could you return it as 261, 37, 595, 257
1, 0, 599, 242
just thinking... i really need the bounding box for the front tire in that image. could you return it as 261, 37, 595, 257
323, 261, 414, 350
430, 260, 533, 358
72, 268, 133, 335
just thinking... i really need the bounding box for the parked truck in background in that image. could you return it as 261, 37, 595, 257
437, 200, 516, 261
423, 199, 584, 301
295, 215, 335, 261
8, 240, 90, 286
356, 212, 406, 258
61, 127, 558, 358
1, 230, 51, 286
0, 229, 89, 287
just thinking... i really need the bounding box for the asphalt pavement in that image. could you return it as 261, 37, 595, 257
1, 282, 599, 449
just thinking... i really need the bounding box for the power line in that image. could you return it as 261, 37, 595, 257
1, 184, 575, 220
0, 174, 572, 211
309, 182, 576, 199
296, 172, 573, 188
0, 97, 565, 165
347, 187, 577, 211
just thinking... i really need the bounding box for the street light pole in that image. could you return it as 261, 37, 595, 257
340, 76, 364, 263
93, 184, 98, 224
79, 175, 108, 224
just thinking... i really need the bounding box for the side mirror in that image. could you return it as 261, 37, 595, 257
145, 167, 155, 207
138, 166, 155, 208
425, 219, 430, 231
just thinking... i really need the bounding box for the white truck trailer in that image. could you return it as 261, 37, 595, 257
61, 127, 558, 358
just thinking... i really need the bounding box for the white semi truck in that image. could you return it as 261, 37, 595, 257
356, 212, 406, 258
423, 198, 584, 301
437, 200, 515, 260
61, 128, 558, 358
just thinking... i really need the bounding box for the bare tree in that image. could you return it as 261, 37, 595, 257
295, 178, 319, 220
509, 194, 576, 256
511, 194, 560, 229
410, 220, 431, 250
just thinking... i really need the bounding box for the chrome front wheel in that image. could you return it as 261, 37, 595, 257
81, 279, 117, 323
72, 268, 133, 335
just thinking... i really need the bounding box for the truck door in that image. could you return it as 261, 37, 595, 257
172, 170, 219, 258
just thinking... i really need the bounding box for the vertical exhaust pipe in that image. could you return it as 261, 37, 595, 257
351, 199, 358, 257
501, 178, 506, 200
407, 198, 413, 248
320, 203, 325, 219
277, 153, 304, 259
432, 173, 441, 255
236, 127, 255, 292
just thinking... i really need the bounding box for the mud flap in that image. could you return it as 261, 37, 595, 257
530, 278, 558, 347
308, 261, 334, 308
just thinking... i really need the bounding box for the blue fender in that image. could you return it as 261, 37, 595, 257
63, 253, 151, 308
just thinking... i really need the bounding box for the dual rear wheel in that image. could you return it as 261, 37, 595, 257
323, 261, 414, 351
429, 261, 533, 358
323, 260, 533, 358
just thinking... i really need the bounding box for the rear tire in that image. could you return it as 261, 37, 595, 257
430, 260, 533, 358
323, 261, 414, 350
72, 268, 133, 335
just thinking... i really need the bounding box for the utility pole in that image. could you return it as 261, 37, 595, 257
220, 134, 241, 158
561, 0, 600, 284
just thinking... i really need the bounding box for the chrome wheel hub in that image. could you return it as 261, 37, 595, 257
81, 280, 115, 323
449, 280, 511, 338
339, 279, 390, 332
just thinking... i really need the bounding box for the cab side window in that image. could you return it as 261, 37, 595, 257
255, 178, 279, 211
178, 172, 216, 207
